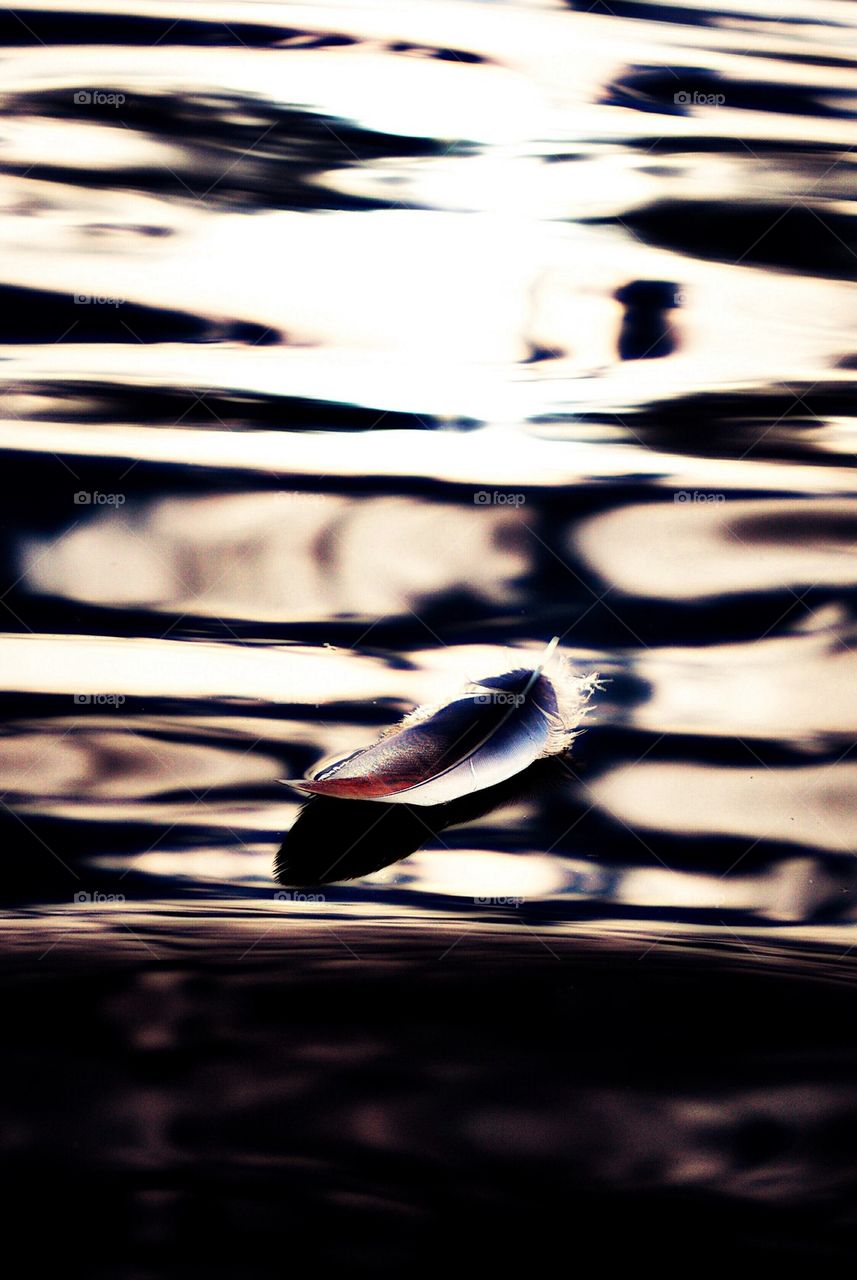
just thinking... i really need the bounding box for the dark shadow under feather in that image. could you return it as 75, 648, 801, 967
275, 757, 571, 886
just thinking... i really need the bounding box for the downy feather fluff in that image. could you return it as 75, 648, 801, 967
286, 639, 600, 807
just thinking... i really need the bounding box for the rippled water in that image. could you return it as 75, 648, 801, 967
2, 0, 857, 1268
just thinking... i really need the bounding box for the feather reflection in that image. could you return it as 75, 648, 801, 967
276, 758, 568, 886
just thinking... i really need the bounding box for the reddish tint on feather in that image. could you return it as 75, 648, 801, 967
293, 775, 406, 799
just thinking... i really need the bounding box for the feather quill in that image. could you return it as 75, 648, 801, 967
285, 639, 599, 807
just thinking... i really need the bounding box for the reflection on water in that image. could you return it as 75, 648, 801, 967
2, 0, 857, 1267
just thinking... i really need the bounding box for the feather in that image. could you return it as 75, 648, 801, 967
284, 639, 599, 807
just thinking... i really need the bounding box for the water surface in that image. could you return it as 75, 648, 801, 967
1, 0, 857, 1267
